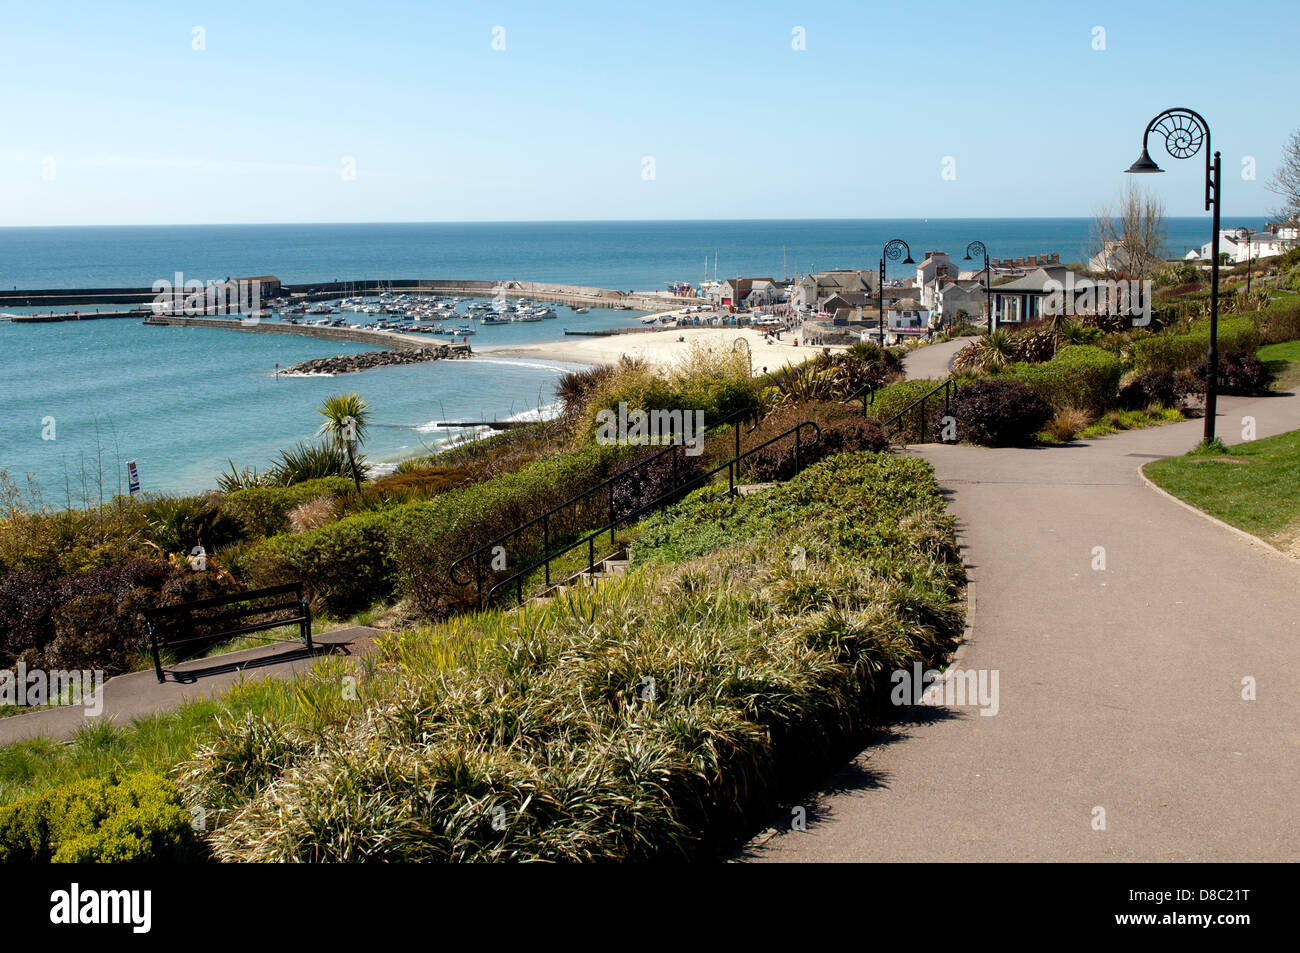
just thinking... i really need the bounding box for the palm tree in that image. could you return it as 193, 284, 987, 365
317, 392, 371, 492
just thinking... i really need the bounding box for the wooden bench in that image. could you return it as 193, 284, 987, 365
143, 582, 312, 684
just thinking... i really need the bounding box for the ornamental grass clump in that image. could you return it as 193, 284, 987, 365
178, 452, 963, 861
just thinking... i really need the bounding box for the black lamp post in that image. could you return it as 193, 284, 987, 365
963, 240, 991, 334
879, 238, 914, 344
1242, 226, 1254, 295
1126, 107, 1220, 445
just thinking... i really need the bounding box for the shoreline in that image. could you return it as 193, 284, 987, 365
479, 323, 845, 371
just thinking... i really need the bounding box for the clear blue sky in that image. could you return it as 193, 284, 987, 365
2, 0, 1295, 225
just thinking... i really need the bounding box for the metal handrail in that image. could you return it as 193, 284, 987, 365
844, 381, 876, 416
477, 420, 822, 607
447, 404, 760, 590
884, 378, 958, 444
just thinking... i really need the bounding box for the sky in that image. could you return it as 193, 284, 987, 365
1, 0, 1296, 226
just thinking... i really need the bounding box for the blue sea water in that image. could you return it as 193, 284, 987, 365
0, 218, 1257, 499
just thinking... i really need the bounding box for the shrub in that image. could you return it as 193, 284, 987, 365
1118, 369, 1180, 410
241, 503, 421, 616
576, 347, 758, 441
1132, 316, 1259, 371
1045, 407, 1093, 442
1155, 261, 1199, 288
610, 447, 706, 520
1192, 350, 1275, 396
869, 378, 945, 425
363, 465, 474, 505
0, 559, 180, 674
287, 497, 336, 533
744, 401, 890, 482
556, 364, 616, 418
941, 378, 1051, 447
1252, 300, 1300, 345
220, 477, 353, 539
391, 442, 639, 616
0, 771, 201, 862
139, 496, 242, 557
270, 440, 357, 485
1002, 345, 1122, 413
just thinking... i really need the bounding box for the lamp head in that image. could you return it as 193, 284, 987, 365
903, 255, 915, 265
1125, 147, 1164, 174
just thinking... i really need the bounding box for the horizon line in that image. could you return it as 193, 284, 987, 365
0, 213, 1273, 230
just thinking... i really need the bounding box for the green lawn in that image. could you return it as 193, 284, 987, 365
1258, 339, 1300, 389
1143, 428, 1300, 552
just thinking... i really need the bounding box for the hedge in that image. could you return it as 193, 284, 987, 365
0, 771, 200, 862
1132, 316, 1259, 372
240, 501, 429, 616
1002, 344, 1123, 413
245, 442, 640, 616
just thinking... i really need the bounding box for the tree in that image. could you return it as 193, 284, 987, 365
1268, 127, 1300, 223
1091, 182, 1167, 282
316, 392, 371, 492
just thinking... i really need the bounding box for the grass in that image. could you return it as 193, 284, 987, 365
0, 675, 308, 804
1143, 428, 1300, 552
1257, 339, 1300, 389
1075, 405, 1184, 440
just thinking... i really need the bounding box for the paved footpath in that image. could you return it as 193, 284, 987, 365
0, 626, 378, 745
746, 354, 1300, 861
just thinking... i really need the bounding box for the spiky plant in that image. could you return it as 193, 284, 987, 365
271, 441, 355, 486
316, 393, 371, 492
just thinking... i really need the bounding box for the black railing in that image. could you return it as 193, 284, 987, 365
448, 406, 759, 605
884, 378, 959, 444
845, 381, 876, 416
450, 419, 821, 608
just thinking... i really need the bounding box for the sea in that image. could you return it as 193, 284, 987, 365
0, 218, 1254, 500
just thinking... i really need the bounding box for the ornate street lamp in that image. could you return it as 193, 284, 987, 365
1126, 107, 1220, 444
963, 240, 991, 334
879, 238, 914, 344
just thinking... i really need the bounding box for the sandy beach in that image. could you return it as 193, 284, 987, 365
479, 323, 846, 371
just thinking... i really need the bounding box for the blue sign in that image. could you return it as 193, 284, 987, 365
127, 461, 140, 497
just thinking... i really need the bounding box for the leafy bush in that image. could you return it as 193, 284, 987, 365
941, 378, 1051, 447
391, 442, 638, 616
1252, 300, 1300, 345
219, 477, 353, 540
240, 503, 423, 616
0, 771, 201, 862
743, 401, 890, 482
576, 345, 758, 441
869, 378, 945, 425
1002, 345, 1122, 413
1155, 261, 1200, 288
363, 465, 474, 505
1118, 369, 1181, 410
0, 560, 183, 673
609, 447, 706, 521
1192, 350, 1275, 396
1132, 316, 1259, 371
